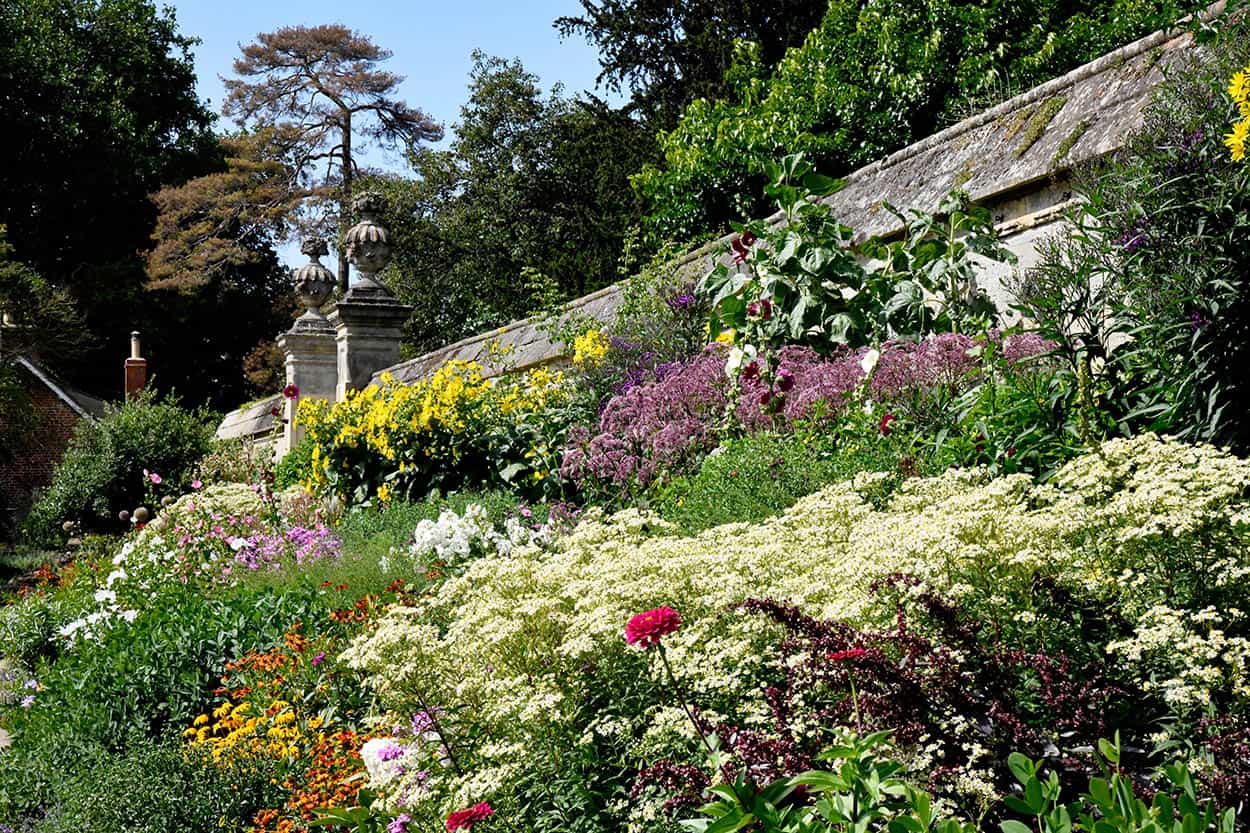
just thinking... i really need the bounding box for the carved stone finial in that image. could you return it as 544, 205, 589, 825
292, 236, 335, 319
300, 237, 330, 259
344, 192, 391, 291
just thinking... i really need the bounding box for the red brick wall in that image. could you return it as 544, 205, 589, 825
0, 382, 83, 531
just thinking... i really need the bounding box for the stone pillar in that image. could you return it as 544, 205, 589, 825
277, 239, 339, 457
330, 193, 412, 399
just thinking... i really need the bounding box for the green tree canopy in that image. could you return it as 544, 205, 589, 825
376, 53, 657, 353
555, 0, 829, 129
635, 0, 1212, 244
0, 0, 242, 401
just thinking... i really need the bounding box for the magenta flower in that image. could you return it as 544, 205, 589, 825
376, 740, 406, 762
626, 606, 682, 648
312, 651, 326, 667
388, 813, 412, 833
148, 471, 162, 485
445, 802, 494, 832
283, 384, 300, 399
191, 479, 202, 490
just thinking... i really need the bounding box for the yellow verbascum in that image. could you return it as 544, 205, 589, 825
571, 329, 611, 367
298, 360, 572, 501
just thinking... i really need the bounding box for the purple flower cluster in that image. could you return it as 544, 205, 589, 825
562, 333, 1055, 494
563, 348, 730, 490
233, 524, 342, 573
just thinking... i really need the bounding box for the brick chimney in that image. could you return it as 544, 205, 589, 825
124, 331, 147, 399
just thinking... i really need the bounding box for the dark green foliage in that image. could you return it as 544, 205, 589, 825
0, 0, 227, 399
555, 0, 831, 129
1018, 19, 1250, 450
932, 342, 1096, 480
636, 0, 1211, 242
376, 53, 658, 353
654, 432, 922, 534
35, 742, 284, 833
22, 391, 216, 544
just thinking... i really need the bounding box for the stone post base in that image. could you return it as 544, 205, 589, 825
276, 313, 337, 458
329, 288, 413, 400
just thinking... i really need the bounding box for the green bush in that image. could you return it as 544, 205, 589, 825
33, 741, 283, 833
636, 0, 1211, 242
21, 390, 216, 544
654, 430, 925, 534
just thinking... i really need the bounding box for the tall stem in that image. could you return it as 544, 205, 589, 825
656, 644, 716, 761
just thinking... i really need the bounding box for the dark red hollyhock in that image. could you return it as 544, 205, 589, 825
879, 413, 896, 436
626, 606, 682, 648
776, 368, 795, 392
445, 802, 494, 832
282, 384, 300, 399
732, 238, 750, 264
741, 230, 758, 247
741, 361, 761, 381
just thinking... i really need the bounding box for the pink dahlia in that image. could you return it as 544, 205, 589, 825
625, 606, 682, 648
445, 802, 494, 832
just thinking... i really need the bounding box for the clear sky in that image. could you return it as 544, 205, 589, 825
164, 0, 620, 165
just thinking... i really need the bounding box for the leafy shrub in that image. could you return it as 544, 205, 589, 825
193, 436, 271, 486
702, 157, 1009, 351
636, 0, 1211, 242
654, 431, 922, 534
37, 741, 284, 833
299, 363, 575, 505
22, 390, 216, 544
274, 436, 313, 490
1018, 19, 1250, 450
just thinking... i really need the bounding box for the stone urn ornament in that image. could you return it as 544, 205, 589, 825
292, 237, 335, 319
344, 192, 392, 293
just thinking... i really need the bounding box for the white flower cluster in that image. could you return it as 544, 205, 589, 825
57, 557, 140, 643
379, 504, 553, 574
341, 435, 1250, 820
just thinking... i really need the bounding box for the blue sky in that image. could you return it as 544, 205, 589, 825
165, 0, 621, 168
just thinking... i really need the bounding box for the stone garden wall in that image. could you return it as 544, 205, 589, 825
216, 7, 1218, 448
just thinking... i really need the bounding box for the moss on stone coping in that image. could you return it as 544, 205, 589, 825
1014, 95, 1068, 158
1051, 118, 1092, 167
